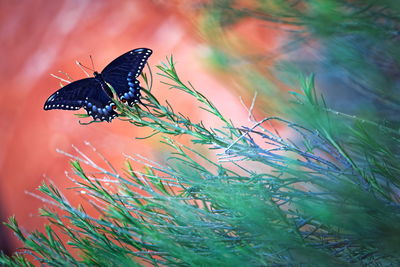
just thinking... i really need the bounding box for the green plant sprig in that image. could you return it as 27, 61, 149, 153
2, 55, 400, 266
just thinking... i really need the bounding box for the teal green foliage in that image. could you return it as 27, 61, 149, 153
2, 56, 400, 266
201, 0, 400, 122
2, 1, 400, 266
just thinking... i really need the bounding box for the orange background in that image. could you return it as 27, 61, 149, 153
0, 0, 282, 255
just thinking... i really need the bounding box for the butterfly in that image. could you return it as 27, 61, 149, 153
44, 48, 152, 122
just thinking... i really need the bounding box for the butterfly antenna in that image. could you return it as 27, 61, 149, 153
89, 55, 95, 70
76, 60, 92, 77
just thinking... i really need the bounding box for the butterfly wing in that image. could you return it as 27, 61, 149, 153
101, 48, 152, 106
44, 78, 118, 122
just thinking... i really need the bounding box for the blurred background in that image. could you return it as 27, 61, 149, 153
1, 0, 400, 257
0, 0, 282, 254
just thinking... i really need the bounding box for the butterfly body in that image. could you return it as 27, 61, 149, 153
92, 71, 113, 98
44, 48, 152, 122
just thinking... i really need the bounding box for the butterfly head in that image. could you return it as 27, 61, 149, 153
93, 71, 106, 84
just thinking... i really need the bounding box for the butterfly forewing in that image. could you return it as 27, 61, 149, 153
43, 78, 117, 122
102, 48, 152, 106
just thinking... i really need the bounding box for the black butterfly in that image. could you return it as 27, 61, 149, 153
44, 48, 152, 122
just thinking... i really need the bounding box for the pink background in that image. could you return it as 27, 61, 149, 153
0, 0, 282, 254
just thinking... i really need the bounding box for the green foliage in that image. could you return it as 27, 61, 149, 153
2, 1, 400, 266
2, 55, 400, 266
200, 0, 400, 123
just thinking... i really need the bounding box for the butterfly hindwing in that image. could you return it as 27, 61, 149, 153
102, 48, 152, 106
44, 78, 117, 122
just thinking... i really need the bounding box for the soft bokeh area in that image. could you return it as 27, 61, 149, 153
0, 0, 281, 254
2, 1, 400, 265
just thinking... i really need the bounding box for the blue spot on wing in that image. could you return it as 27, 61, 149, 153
102, 48, 152, 106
